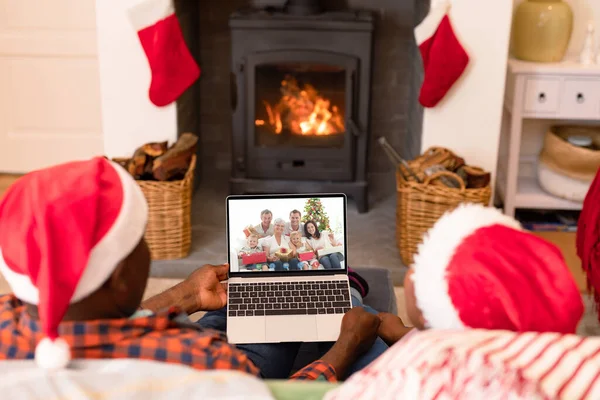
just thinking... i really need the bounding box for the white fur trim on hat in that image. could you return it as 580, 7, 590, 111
0, 161, 148, 305
414, 0, 450, 45
35, 337, 71, 370
410, 204, 522, 329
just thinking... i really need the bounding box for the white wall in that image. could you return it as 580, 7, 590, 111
420, 1, 514, 197
512, 0, 600, 60
95, 0, 177, 158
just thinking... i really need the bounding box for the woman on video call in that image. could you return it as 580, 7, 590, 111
304, 220, 343, 269
263, 218, 300, 270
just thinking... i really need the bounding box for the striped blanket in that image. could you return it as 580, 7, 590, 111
326, 329, 600, 400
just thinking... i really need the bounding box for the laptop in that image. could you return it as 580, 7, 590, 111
226, 194, 352, 344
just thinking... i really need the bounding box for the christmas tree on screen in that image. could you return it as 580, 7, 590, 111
302, 198, 331, 232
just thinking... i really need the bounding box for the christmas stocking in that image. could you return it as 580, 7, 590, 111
128, 0, 200, 107
414, 1, 469, 108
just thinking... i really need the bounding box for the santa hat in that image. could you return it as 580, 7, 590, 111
410, 203, 584, 334
0, 157, 148, 369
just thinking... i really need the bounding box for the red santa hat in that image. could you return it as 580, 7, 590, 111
410, 203, 584, 334
0, 157, 148, 369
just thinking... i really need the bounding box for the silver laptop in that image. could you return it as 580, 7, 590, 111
226, 194, 351, 344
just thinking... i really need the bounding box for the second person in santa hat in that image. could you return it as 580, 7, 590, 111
378, 203, 584, 345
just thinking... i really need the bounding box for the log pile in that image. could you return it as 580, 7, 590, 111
378, 137, 491, 189
115, 133, 198, 181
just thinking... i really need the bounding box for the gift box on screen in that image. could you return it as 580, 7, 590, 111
299, 251, 314, 262
275, 248, 291, 262
317, 246, 344, 258
242, 252, 267, 264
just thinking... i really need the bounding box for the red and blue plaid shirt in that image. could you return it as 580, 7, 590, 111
0, 294, 336, 381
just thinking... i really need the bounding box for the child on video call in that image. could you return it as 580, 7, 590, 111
289, 231, 322, 270
238, 234, 268, 271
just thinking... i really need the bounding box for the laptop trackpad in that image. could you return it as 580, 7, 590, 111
228, 317, 266, 344
266, 316, 318, 342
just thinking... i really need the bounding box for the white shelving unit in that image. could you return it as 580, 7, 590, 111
497, 59, 600, 217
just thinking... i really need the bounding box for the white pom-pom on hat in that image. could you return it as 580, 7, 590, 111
35, 337, 71, 370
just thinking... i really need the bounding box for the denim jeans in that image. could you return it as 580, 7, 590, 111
197, 295, 388, 379
319, 253, 342, 269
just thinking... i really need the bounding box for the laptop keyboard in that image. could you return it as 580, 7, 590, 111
228, 280, 352, 317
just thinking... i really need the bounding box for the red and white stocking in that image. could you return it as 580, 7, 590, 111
414, 1, 469, 108
128, 0, 200, 107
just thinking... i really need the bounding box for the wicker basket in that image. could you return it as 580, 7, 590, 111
539, 126, 600, 182
133, 156, 195, 260
396, 148, 491, 266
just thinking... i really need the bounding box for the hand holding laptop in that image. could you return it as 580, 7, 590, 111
141, 263, 229, 315
320, 307, 381, 379
185, 263, 229, 312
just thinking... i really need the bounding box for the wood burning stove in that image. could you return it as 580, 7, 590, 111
229, 1, 374, 212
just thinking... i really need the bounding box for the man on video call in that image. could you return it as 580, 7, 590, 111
284, 209, 305, 237
254, 209, 274, 238
0, 157, 386, 382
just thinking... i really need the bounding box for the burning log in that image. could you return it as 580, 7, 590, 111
257, 75, 345, 136
152, 133, 198, 181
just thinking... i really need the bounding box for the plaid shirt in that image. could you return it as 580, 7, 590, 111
0, 294, 336, 381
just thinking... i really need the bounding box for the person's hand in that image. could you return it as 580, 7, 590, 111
184, 264, 229, 312
319, 307, 381, 379
338, 307, 381, 355
377, 312, 412, 346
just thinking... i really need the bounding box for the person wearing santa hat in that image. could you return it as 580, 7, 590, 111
0, 157, 380, 381
375, 203, 584, 345
319, 204, 587, 399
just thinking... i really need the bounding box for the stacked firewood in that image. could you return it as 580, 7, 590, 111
114, 133, 198, 181
413, 147, 491, 189
379, 137, 491, 189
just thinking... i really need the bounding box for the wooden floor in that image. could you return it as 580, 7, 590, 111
0, 174, 20, 198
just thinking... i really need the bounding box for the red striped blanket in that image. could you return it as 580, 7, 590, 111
326, 329, 600, 400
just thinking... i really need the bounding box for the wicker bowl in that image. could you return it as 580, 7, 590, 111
539, 126, 600, 182
538, 160, 590, 202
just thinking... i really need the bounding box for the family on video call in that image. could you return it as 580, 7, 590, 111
231, 198, 345, 272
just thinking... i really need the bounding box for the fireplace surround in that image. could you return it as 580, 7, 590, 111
229, 0, 374, 212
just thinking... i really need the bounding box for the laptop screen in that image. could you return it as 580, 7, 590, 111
227, 194, 347, 275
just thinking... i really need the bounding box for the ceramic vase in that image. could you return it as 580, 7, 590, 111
512, 0, 573, 62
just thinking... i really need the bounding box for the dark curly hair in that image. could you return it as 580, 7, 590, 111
304, 220, 321, 239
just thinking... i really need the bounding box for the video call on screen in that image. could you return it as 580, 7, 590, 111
228, 197, 346, 273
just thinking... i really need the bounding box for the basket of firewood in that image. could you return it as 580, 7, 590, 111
113, 133, 197, 260
395, 147, 492, 265
379, 139, 492, 266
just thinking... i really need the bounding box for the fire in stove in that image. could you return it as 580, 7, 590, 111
255, 75, 344, 136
